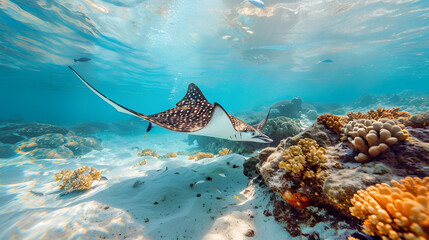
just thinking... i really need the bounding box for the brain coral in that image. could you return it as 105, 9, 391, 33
317, 114, 348, 134
278, 138, 327, 179
55, 166, 102, 192
349, 177, 429, 240
347, 107, 410, 121
341, 118, 409, 162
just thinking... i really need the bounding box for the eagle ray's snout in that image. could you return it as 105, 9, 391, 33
253, 134, 273, 143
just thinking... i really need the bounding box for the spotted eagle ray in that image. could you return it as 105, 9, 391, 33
69, 66, 272, 143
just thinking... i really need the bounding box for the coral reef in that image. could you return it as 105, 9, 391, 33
188, 152, 215, 161
347, 107, 410, 121
317, 114, 348, 134
218, 148, 232, 156
256, 111, 429, 237
342, 118, 409, 162
349, 177, 429, 240
137, 149, 159, 157
278, 138, 327, 180
16, 133, 102, 159
0, 122, 104, 159
54, 166, 102, 192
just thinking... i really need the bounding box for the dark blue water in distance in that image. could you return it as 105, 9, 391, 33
1, 0, 428, 125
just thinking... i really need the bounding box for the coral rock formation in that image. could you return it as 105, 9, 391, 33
341, 119, 409, 162
16, 133, 102, 159
317, 114, 348, 134
401, 112, 429, 128
188, 152, 215, 161
349, 177, 429, 240
55, 166, 102, 192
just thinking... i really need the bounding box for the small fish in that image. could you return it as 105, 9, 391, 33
100, 176, 108, 181
105, 145, 108, 148
144, 134, 148, 139
29, 190, 44, 196
74, 57, 91, 62
317, 59, 333, 64
212, 186, 222, 193
217, 173, 226, 177
146, 122, 154, 132
132, 147, 140, 151
234, 195, 243, 200
192, 180, 205, 187
248, 0, 265, 9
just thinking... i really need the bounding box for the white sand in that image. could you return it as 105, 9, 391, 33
0, 131, 343, 239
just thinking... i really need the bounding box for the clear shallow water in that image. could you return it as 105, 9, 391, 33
1, 1, 429, 239
1, 0, 429, 124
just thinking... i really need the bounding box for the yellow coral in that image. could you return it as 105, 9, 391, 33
188, 152, 215, 161
278, 138, 327, 179
219, 148, 232, 156
349, 177, 429, 240
166, 152, 178, 158
317, 114, 348, 134
54, 166, 102, 192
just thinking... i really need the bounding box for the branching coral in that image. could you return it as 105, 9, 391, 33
54, 166, 102, 192
349, 177, 429, 240
278, 138, 327, 179
218, 148, 232, 156
347, 107, 410, 121
317, 114, 348, 134
188, 152, 215, 161
342, 118, 409, 162
137, 149, 159, 157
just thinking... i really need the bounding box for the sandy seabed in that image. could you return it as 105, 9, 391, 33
0, 131, 349, 239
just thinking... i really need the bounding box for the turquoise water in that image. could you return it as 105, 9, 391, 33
1, 0, 428, 124
1, 1, 429, 239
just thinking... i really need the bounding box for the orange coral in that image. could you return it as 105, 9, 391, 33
55, 166, 102, 192
218, 148, 232, 156
347, 107, 410, 121
280, 190, 310, 208
188, 152, 215, 161
317, 114, 348, 134
349, 177, 429, 240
